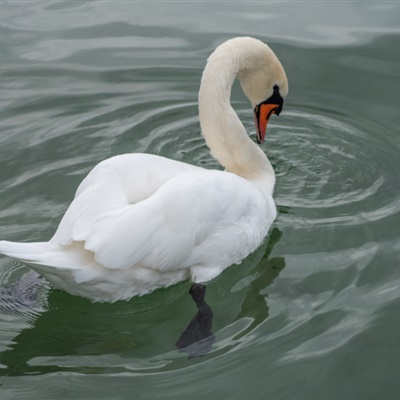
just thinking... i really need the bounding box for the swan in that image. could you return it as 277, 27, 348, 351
0, 37, 288, 302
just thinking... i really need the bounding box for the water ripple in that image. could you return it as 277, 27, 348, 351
0, 12, 399, 387
1, 89, 399, 375
267, 108, 400, 232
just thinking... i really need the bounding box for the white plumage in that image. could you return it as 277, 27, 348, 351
0, 37, 288, 302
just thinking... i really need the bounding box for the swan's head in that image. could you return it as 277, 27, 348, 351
235, 37, 288, 143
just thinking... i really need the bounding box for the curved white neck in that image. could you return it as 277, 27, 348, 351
198, 52, 275, 196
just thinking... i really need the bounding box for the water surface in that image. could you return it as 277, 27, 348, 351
0, 2, 400, 399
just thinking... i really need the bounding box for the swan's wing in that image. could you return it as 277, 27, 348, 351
51, 153, 199, 245
70, 170, 269, 272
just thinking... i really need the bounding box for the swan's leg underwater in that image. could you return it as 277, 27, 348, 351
175, 283, 215, 357
189, 283, 207, 303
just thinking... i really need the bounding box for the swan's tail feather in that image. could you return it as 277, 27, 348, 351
0, 240, 102, 297
0, 240, 54, 264
0, 240, 86, 272
0, 237, 98, 278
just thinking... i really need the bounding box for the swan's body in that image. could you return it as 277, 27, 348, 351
0, 37, 288, 302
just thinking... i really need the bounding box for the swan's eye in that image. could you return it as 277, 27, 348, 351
255, 85, 284, 116
275, 103, 283, 116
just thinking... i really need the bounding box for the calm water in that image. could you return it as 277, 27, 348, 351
0, 1, 400, 399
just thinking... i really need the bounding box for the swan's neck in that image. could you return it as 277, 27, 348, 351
198, 56, 275, 196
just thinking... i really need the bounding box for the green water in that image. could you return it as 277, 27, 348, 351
0, 1, 400, 399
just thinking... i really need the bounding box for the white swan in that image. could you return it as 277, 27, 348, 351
0, 37, 288, 302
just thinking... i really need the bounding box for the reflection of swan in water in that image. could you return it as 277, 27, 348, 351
176, 227, 285, 357
234, 257, 285, 339
234, 227, 285, 338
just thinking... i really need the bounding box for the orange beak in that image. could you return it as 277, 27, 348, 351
254, 103, 279, 144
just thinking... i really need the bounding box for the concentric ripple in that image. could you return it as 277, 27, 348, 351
0, 260, 49, 359
1, 91, 400, 376
269, 107, 400, 227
